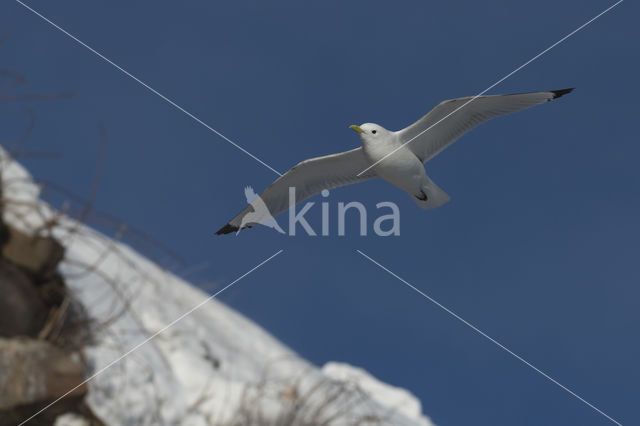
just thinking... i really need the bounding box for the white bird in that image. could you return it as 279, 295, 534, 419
216, 88, 573, 235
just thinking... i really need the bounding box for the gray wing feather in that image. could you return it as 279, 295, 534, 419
399, 89, 573, 163
217, 147, 377, 234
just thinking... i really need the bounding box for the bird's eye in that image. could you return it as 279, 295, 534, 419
372, 130, 377, 134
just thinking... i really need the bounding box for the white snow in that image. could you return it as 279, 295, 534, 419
322, 363, 434, 426
0, 148, 435, 426
54, 413, 89, 426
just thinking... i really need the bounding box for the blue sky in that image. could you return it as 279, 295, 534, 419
2, 0, 638, 424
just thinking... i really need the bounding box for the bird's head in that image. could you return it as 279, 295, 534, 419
349, 123, 390, 143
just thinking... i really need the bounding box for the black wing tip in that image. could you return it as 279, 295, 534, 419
550, 88, 575, 99
215, 223, 239, 235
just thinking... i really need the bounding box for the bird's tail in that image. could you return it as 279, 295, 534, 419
412, 176, 451, 210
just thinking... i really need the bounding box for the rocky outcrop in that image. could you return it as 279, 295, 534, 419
0, 219, 67, 339
2, 225, 64, 279
0, 257, 48, 337
0, 337, 104, 426
0, 338, 86, 411
0, 177, 101, 425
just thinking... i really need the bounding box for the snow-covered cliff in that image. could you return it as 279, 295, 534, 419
1, 148, 434, 426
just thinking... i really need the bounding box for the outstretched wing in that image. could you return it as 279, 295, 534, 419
399, 89, 573, 163
216, 147, 377, 234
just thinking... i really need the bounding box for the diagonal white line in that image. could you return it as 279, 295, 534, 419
18, 249, 284, 426
15, 0, 283, 177
356, 249, 622, 426
357, 0, 624, 176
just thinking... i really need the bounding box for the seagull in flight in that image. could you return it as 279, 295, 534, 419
216, 88, 573, 235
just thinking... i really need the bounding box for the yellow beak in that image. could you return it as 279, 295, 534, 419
349, 124, 364, 134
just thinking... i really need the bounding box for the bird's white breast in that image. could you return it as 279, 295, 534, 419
362, 134, 426, 194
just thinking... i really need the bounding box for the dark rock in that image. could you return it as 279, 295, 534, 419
2, 225, 65, 279
0, 337, 87, 409
39, 273, 66, 307
0, 336, 105, 425
0, 258, 47, 338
